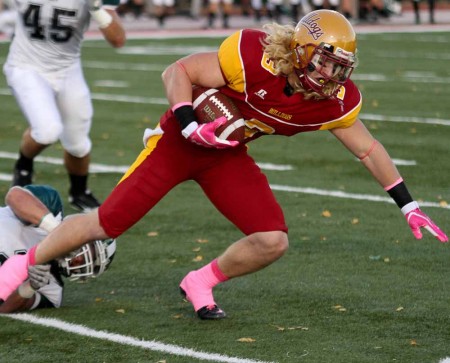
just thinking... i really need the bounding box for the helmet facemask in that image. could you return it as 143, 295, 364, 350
58, 238, 116, 281
294, 42, 357, 98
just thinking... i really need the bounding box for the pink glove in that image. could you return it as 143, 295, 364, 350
0, 254, 29, 301
403, 202, 448, 242
182, 117, 239, 149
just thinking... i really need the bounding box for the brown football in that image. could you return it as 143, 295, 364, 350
192, 86, 246, 143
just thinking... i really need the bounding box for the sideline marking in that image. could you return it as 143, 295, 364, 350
269, 184, 449, 210
1, 313, 275, 363
360, 113, 450, 127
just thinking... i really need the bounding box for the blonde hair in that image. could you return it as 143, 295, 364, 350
262, 23, 324, 100
262, 23, 295, 76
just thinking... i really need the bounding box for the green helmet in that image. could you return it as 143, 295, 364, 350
24, 185, 64, 218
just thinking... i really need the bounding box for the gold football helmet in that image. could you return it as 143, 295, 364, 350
291, 10, 357, 98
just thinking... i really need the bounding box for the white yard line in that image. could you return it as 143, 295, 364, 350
1, 88, 449, 126
359, 113, 450, 126
0, 151, 293, 173
0, 151, 446, 210
0, 88, 450, 126
1, 313, 276, 363
269, 184, 449, 210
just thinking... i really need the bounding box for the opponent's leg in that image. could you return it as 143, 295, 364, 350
64, 152, 100, 212
57, 62, 99, 212
13, 129, 49, 186
4, 66, 63, 187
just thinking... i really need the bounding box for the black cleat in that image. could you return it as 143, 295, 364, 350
68, 190, 101, 212
12, 168, 33, 187
196, 305, 227, 320
179, 287, 227, 320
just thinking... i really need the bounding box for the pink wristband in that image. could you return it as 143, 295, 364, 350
172, 102, 192, 112
384, 177, 404, 191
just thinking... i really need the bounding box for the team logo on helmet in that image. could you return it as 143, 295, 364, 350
301, 14, 324, 40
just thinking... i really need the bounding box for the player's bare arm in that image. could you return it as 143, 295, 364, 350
162, 52, 226, 107
6, 187, 61, 233
0, 289, 36, 313
330, 119, 401, 188
162, 52, 236, 148
100, 9, 126, 48
87, 0, 125, 47
5, 187, 51, 226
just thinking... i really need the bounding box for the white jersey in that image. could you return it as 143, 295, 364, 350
6, 0, 118, 73
0, 206, 63, 309
2, 0, 17, 9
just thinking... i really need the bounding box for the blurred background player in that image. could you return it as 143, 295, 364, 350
412, 0, 435, 24
0, 0, 16, 38
358, 0, 391, 22
116, 0, 146, 18
258, 0, 309, 24
204, 0, 233, 29
0, 185, 116, 313
4, 0, 126, 212
152, 0, 175, 28
310, 0, 339, 11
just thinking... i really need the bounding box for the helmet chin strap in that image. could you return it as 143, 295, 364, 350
295, 68, 322, 94
294, 68, 338, 100
294, 68, 307, 87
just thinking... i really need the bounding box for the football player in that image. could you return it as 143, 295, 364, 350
0, 185, 116, 313
203, 0, 233, 29
0, 10, 447, 320
4, 0, 125, 212
0, 0, 16, 38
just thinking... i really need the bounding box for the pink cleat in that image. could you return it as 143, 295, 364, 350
179, 271, 226, 320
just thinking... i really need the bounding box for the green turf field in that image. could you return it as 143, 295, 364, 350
0, 31, 449, 363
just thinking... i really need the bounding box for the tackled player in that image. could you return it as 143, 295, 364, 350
0, 185, 116, 313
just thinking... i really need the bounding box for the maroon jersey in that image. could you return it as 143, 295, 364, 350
217, 29, 362, 142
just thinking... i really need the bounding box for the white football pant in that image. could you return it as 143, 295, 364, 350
3, 60, 93, 158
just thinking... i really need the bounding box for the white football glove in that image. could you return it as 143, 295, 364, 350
28, 264, 51, 290
87, 0, 103, 11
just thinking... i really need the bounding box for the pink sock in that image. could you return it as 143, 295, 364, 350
180, 259, 229, 311
211, 259, 229, 283
0, 254, 29, 300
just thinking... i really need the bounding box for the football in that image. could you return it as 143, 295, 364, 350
192, 86, 246, 143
